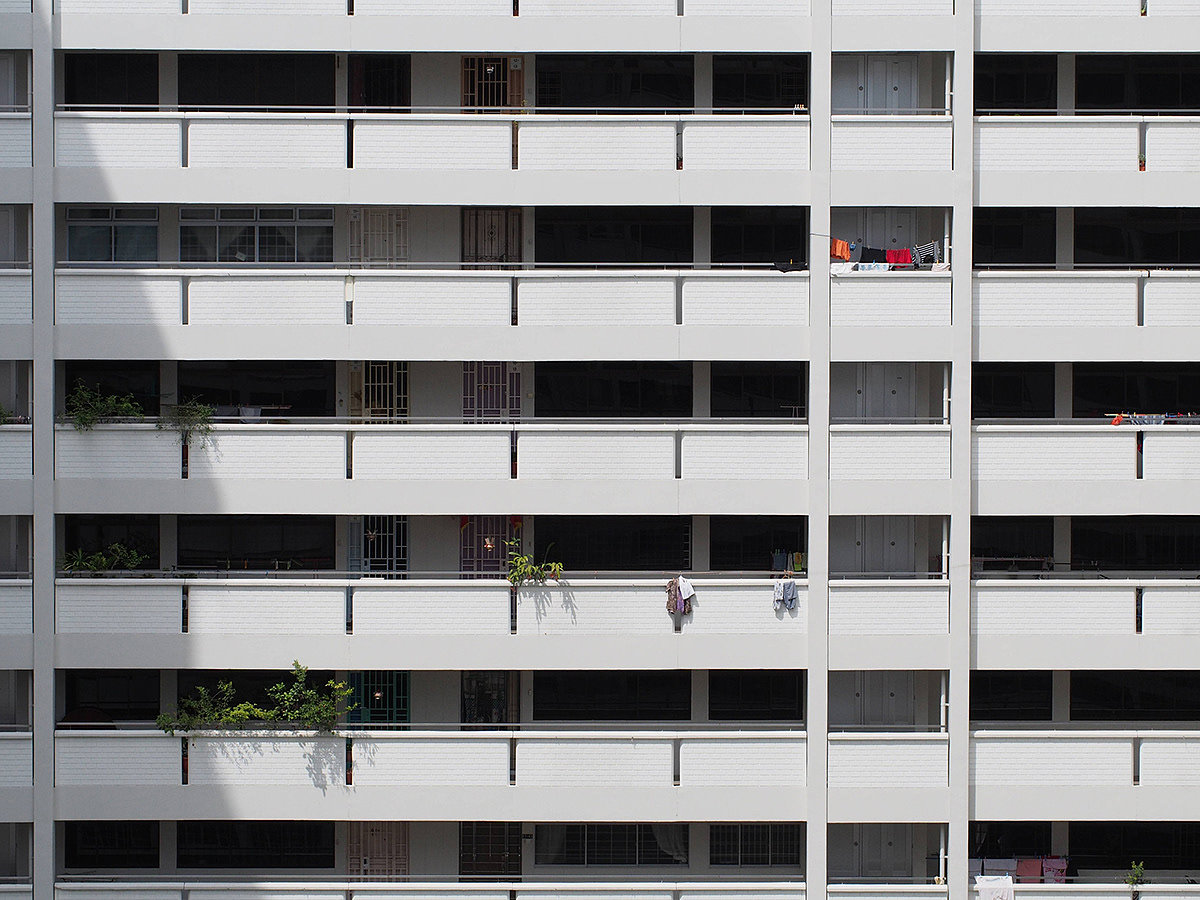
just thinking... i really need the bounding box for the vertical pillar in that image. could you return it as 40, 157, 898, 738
807, 0, 833, 895
691, 515, 711, 571
1055, 209, 1074, 271
1053, 517, 1071, 571
694, 54, 714, 113
1056, 54, 1075, 116
1052, 671, 1071, 722
694, 207, 712, 268
691, 670, 709, 722
1054, 362, 1073, 418
693, 361, 711, 417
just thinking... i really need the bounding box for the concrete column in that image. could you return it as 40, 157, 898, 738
1057, 54, 1075, 116
693, 361, 711, 417
160, 360, 178, 408
335, 53, 348, 111
1054, 362, 1073, 418
1050, 822, 1069, 857
1053, 517, 1071, 571
159, 514, 178, 569
694, 54, 714, 113
158, 52, 178, 109
691, 670, 709, 722
691, 515, 710, 571
1052, 671, 1071, 722
694, 206, 712, 268
1055, 208, 1074, 271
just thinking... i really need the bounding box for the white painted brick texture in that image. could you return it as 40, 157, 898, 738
58, 0, 176, 10
829, 585, 949, 635
55, 583, 182, 634
55, 118, 179, 168
970, 737, 1132, 785
971, 585, 1134, 635
187, 587, 345, 635
517, 738, 673, 786
352, 121, 512, 170
974, 122, 1138, 171
1142, 433, 1200, 479
189, 432, 346, 480
519, 278, 674, 326
0, 584, 32, 635
519, 432, 675, 479
680, 432, 807, 480
683, 123, 810, 171
55, 736, 178, 786
975, 0, 1137, 12
1142, 588, 1200, 634
189, 736, 345, 784
683, 584, 807, 634
0, 429, 31, 478
187, 121, 345, 168
680, 738, 806, 786
352, 586, 510, 635
189, 0, 342, 12
829, 431, 949, 479
972, 432, 1135, 481
973, 276, 1137, 327
686, 0, 809, 12
0, 274, 32, 324
519, 123, 676, 170
354, 277, 511, 327
353, 432, 510, 480
682, 276, 808, 327
351, 738, 509, 786
0, 0, 28, 9
520, 0, 675, 14
188, 278, 344, 326
55, 429, 180, 479
831, 277, 951, 327
56, 274, 181, 325
1152, 0, 1200, 11
834, 0, 950, 11
0, 736, 31, 787
1140, 738, 1200, 785
0, 118, 31, 167
827, 737, 948, 787
831, 122, 952, 171
1145, 279, 1200, 326
353, 0, 509, 11
1145, 122, 1200, 172
517, 585, 668, 635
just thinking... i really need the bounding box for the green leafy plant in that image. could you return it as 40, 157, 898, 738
156, 661, 355, 735
1126, 861, 1146, 900
157, 397, 216, 448
64, 380, 144, 431
0, 401, 11, 424
505, 539, 564, 586
61, 542, 148, 572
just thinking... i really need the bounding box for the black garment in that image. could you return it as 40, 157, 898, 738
859, 246, 887, 263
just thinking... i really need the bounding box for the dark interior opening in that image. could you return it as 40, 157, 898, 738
1073, 363, 1200, 417
970, 671, 1053, 721
177, 515, 336, 570
178, 53, 336, 110
63, 53, 159, 108
710, 516, 807, 571
709, 670, 804, 721
970, 822, 1052, 859
971, 516, 1054, 571
177, 361, 336, 417
177, 821, 336, 869
533, 516, 691, 572
1076, 208, 1200, 267
534, 362, 692, 418
63, 361, 161, 416
713, 55, 809, 110
63, 514, 161, 570
711, 362, 807, 419
1077, 54, 1200, 113
973, 208, 1056, 268
1072, 516, 1200, 571
535, 55, 695, 109
711, 207, 808, 266
974, 54, 1057, 113
62, 669, 161, 722
348, 54, 411, 109
972, 363, 1055, 419
64, 822, 161, 869
535, 206, 694, 264
532, 671, 691, 720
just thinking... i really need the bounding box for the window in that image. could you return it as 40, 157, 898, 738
536, 55, 694, 109
969, 672, 1052, 721
178, 54, 335, 110
535, 207, 694, 265
535, 362, 692, 418
534, 825, 688, 866
63, 514, 160, 570
713, 55, 808, 110
973, 208, 1055, 268
709, 670, 804, 721
1072, 672, 1200, 721
970, 822, 1051, 859
711, 824, 804, 866
711, 362, 807, 418
1069, 822, 1200, 870
63, 670, 160, 722
1073, 363, 1200, 418
533, 671, 691, 721
1072, 516, 1200, 572
177, 515, 336, 570
1076, 208, 1200, 267
972, 364, 1055, 419
974, 55, 1057, 113
348, 54, 411, 109
177, 361, 336, 417
66, 207, 157, 263
177, 821, 335, 869
63, 361, 161, 415
180, 207, 333, 264
63, 53, 158, 108
971, 516, 1054, 572
534, 516, 692, 572
710, 516, 807, 572
64, 822, 159, 869
1077, 55, 1200, 113
711, 207, 808, 266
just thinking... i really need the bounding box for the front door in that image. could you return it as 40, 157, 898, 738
347, 822, 409, 878
463, 362, 521, 422
350, 361, 409, 422
459, 515, 513, 575
463, 208, 522, 269
462, 56, 522, 110
459, 822, 522, 876
462, 671, 519, 725
348, 207, 409, 267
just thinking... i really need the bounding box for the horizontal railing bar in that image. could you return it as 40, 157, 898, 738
54, 261, 806, 271
55, 104, 810, 115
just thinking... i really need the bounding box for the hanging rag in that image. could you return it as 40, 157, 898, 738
677, 575, 695, 601
975, 876, 1015, 900
770, 549, 789, 571
665, 576, 692, 616
830, 238, 851, 261
830, 262, 855, 276
1041, 858, 1067, 884
859, 245, 887, 263
773, 579, 798, 611
886, 248, 913, 265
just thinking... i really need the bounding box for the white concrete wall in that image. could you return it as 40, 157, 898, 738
517, 582, 670, 635
188, 277, 345, 326
353, 276, 511, 327
353, 582, 511, 635
973, 273, 1138, 328
520, 0, 675, 15
354, 0, 509, 12
188, 734, 345, 784
682, 274, 809, 327
0, 272, 31, 323
831, 119, 952, 171
350, 734, 509, 785
0, 733, 31, 787
1142, 586, 1200, 634
683, 121, 811, 170
55, 581, 182, 634
187, 119, 346, 168
679, 430, 808, 480
687, 0, 809, 10
676, 581, 807, 634
829, 428, 950, 480
827, 734, 949, 787
0, 427, 31, 478
353, 430, 511, 480
55, 732, 179, 786
354, 120, 512, 170
970, 733, 1133, 786
190, 430, 346, 480
0, 116, 32, 167
516, 735, 673, 786
829, 582, 949, 635
1142, 430, 1200, 480
971, 583, 1135, 635
679, 735, 806, 786
518, 277, 675, 326
57, 0, 176, 10
187, 585, 346, 634
974, 119, 1139, 171
519, 121, 677, 170
1144, 120, 1200, 172
518, 431, 676, 479
0, 582, 31, 635
833, 0, 950, 11
975, 0, 1137, 12
830, 274, 951, 327
56, 273, 181, 325
972, 428, 1136, 481
54, 116, 180, 168
1140, 736, 1200, 785
1145, 276, 1200, 327
54, 427, 179, 479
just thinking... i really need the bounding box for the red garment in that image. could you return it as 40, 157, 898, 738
830, 238, 851, 261
887, 248, 913, 265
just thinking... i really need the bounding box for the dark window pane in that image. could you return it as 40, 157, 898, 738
1072, 516, 1200, 571
710, 516, 807, 572
1076, 209, 1200, 266
975, 55, 1057, 113
1069, 823, 1200, 870
710, 670, 804, 721
711, 362, 807, 418
535, 363, 692, 418
1073, 363, 1200, 418
534, 516, 691, 572
177, 822, 335, 869
536, 55, 694, 109
711, 207, 808, 266
65, 822, 160, 868
533, 671, 691, 721
349, 54, 412, 108
970, 671, 1052, 721
1072, 671, 1200, 721
177, 361, 335, 416
971, 516, 1054, 572
535, 825, 587, 865
64, 53, 158, 107
974, 208, 1056, 267
63, 514, 160, 570
63, 670, 161, 721
64, 361, 161, 416
535, 207, 693, 265
970, 822, 1051, 858
178, 54, 335, 109
713, 55, 808, 109
972, 364, 1055, 418
177, 515, 336, 570
1078, 55, 1200, 113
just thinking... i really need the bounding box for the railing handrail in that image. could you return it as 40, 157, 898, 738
55, 879, 809, 888
54, 262, 810, 273
976, 111, 1200, 121
54, 571, 810, 582
54, 104, 811, 117
53, 417, 809, 429
55, 726, 808, 739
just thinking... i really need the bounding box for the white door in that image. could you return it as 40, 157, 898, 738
0, 55, 13, 109
858, 823, 914, 878
862, 362, 916, 420
828, 670, 861, 727
828, 516, 862, 575
866, 55, 916, 114
864, 208, 917, 253
349, 207, 409, 266
827, 823, 859, 877
832, 55, 866, 114
860, 670, 915, 726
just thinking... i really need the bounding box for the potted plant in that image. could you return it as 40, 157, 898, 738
1139, 153, 1147, 172
505, 539, 563, 586
1125, 860, 1146, 900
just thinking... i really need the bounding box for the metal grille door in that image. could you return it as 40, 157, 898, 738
347, 822, 409, 878
462, 57, 510, 110
349, 207, 409, 266
353, 361, 409, 423
461, 671, 519, 725
462, 209, 522, 268
348, 671, 410, 726
459, 822, 522, 876
462, 362, 521, 422
349, 515, 408, 576
459, 516, 512, 575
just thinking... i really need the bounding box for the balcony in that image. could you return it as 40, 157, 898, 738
971, 730, 1200, 819
53, 727, 807, 820
830, 271, 951, 329
828, 732, 950, 820
0, 112, 30, 169
54, 575, 809, 669
830, 116, 953, 173
55, 884, 808, 900
53, 268, 810, 348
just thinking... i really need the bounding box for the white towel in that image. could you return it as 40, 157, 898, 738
677, 576, 695, 600
976, 875, 1015, 900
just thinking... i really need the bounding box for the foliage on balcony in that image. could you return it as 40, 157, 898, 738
156, 661, 355, 735
64, 380, 144, 431
506, 539, 564, 586
61, 542, 148, 572
156, 397, 216, 448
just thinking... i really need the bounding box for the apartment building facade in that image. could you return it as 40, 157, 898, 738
4, 1, 1200, 899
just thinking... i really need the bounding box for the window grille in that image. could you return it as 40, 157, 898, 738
710, 824, 803, 866
353, 361, 408, 423
66, 206, 158, 262
459, 515, 513, 575
348, 515, 408, 577
349, 207, 409, 266
347, 822, 409, 878
347, 671, 410, 726
461, 671, 518, 724
462, 57, 511, 109
179, 206, 333, 264
463, 362, 521, 423
459, 822, 522, 876
534, 825, 688, 866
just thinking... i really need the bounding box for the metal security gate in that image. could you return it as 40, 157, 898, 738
349, 207, 409, 266
459, 822, 522, 876
348, 671, 411, 726
462, 209, 522, 269
347, 822, 409, 878
462, 57, 522, 110
349, 515, 408, 576
461, 671, 520, 725
462, 362, 521, 422
459, 515, 513, 575
350, 361, 409, 423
